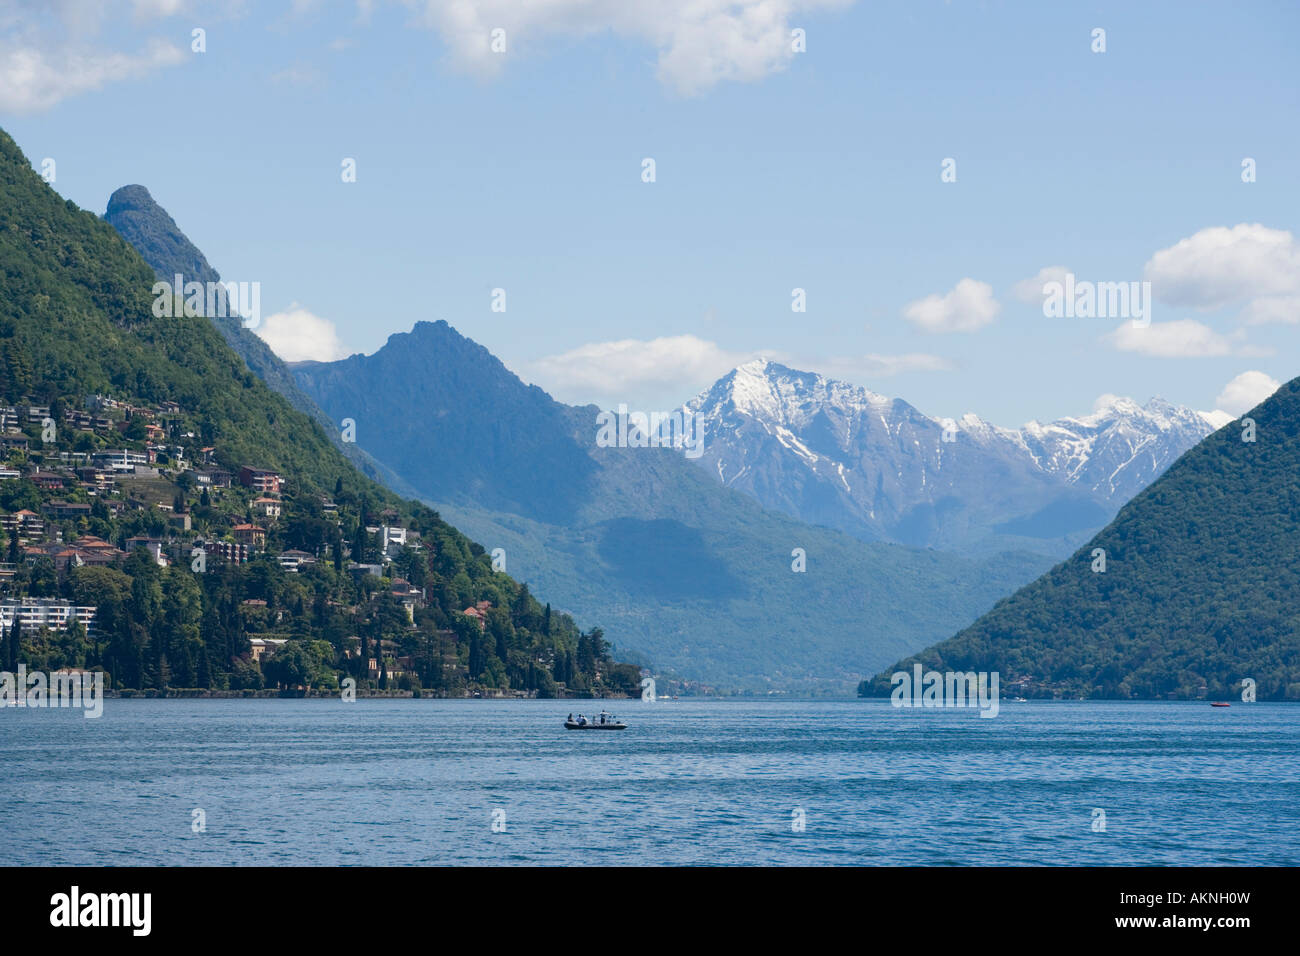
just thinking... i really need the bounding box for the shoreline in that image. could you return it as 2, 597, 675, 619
104, 688, 642, 700
89, 692, 1292, 703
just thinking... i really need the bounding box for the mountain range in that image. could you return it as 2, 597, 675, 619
10, 119, 1292, 700
101, 179, 1267, 696
686, 360, 1222, 557
861, 374, 1300, 699
289, 322, 1052, 691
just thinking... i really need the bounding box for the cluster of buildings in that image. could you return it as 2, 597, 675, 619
2, 397, 187, 466
0, 393, 296, 590
13, 534, 127, 573
0, 392, 457, 671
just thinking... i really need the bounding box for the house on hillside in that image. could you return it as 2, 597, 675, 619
239, 466, 282, 495
277, 549, 317, 573
461, 600, 492, 631
391, 580, 424, 624
42, 500, 92, 521
1, 510, 45, 541
92, 449, 148, 472
200, 539, 251, 564
75, 468, 114, 495
0, 597, 96, 635
30, 471, 67, 491
232, 524, 267, 550
253, 497, 281, 520
125, 536, 168, 566
248, 637, 288, 663
346, 561, 384, 579
192, 469, 232, 488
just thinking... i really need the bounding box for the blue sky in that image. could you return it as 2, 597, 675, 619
3, 0, 1298, 425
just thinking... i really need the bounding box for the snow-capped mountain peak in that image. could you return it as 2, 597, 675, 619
685, 361, 1219, 555
697, 359, 893, 430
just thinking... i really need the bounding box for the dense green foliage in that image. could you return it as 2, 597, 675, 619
0, 128, 636, 697
861, 382, 1300, 700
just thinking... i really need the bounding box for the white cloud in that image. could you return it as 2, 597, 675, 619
1103, 319, 1269, 359
902, 278, 1000, 333
1144, 224, 1300, 309
528, 334, 756, 402
0, 0, 848, 106
0, 36, 184, 113
1239, 295, 1300, 326
405, 0, 853, 95
130, 0, 185, 17
1012, 265, 1070, 305
1213, 370, 1281, 417
255, 304, 350, 363
0, 0, 190, 113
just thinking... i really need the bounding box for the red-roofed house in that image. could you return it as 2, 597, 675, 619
232, 524, 267, 550
461, 600, 492, 631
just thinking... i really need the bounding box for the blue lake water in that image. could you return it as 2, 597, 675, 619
3, 699, 1298, 865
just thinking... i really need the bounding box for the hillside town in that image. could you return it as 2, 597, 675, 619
0, 393, 639, 698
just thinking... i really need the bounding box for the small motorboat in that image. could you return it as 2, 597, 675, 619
564, 710, 626, 730
1211, 702, 1231, 708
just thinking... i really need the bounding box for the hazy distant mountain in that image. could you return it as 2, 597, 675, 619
293, 321, 1053, 691
686, 360, 1220, 556
104, 184, 418, 497
862, 375, 1300, 700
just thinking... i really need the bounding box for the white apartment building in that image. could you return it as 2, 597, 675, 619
0, 598, 97, 635
91, 449, 149, 472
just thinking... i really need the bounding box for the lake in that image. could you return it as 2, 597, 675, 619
4, 699, 1298, 865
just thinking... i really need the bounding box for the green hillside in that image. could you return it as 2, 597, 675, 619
0, 128, 634, 698
861, 378, 1300, 700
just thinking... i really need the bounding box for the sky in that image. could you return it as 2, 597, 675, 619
2, 0, 1298, 426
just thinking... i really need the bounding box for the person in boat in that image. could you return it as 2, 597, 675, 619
568, 713, 573, 722
577, 714, 587, 726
